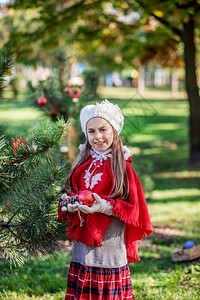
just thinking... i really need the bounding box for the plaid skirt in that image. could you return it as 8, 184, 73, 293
65, 262, 134, 300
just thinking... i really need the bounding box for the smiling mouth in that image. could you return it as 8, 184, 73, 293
95, 141, 105, 145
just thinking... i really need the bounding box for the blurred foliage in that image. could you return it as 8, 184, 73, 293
1, 0, 199, 67
27, 52, 99, 121
0, 0, 191, 68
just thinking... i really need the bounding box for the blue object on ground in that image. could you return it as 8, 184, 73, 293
183, 240, 195, 249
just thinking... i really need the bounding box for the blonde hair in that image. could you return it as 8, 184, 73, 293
63, 128, 129, 201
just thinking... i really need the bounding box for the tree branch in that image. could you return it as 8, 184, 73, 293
151, 13, 182, 38
0, 206, 23, 231
0, 222, 21, 228
55, 0, 88, 15
7, 206, 23, 224
175, 0, 200, 12
3, 123, 66, 167
136, 0, 183, 38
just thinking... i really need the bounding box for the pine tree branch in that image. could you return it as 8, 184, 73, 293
8, 227, 29, 244
7, 206, 23, 224
0, 166, 60, 231
3, 123, 66, 167
0, 222, 21, 228
0, 206, 23, 230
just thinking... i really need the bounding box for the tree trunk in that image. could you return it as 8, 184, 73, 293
67, 124, 80, 163
171, 67, 179, 98
138, 65, 145, 95
182, 18, 200, 165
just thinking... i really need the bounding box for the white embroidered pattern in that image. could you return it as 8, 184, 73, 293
83, 146, 131, 189
84, 171, 103, 189
84, 170, 91, 188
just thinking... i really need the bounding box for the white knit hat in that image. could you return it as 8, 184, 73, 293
80, 99, 124, 136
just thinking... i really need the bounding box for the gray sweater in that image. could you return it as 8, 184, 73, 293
71, 217, 127, 268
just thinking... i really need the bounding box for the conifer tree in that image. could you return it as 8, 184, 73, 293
27, 49, 100, 122
0, 51, 69, 265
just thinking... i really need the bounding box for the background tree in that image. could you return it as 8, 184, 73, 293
66, 0, 200, 165
135, 0, 200, 166
1, 0, 200, 165
27, 48, 99, 122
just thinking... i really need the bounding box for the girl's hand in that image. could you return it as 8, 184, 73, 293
60, 194, 79, 212
79, 193, 113, 215
67, 202, 80, 213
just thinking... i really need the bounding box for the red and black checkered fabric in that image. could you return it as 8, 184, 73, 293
65, 262, 134, 300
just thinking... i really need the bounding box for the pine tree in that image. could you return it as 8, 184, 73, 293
27, 49, 100, 122
0, 51, 69, 265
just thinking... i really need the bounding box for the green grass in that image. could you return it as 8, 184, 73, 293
0, 91, 45, 136
0, 87, 200, 299
0, 252, 71, 300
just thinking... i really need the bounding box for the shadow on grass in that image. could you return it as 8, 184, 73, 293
148, 195, 200, 203
153, 177, 200, 190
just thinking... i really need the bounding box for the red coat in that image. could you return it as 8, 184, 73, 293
58, 155, 153, 263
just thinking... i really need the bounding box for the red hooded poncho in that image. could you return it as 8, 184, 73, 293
58, 152, 153, 263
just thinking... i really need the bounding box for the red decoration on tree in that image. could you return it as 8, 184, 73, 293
12, 137, 28, 156
37, 97, 47, 106
23, 138, 28, 149
78, 190, 95, 207
12, 137, 22, 156
66, 87, 82, 101
50, 109, 59, 118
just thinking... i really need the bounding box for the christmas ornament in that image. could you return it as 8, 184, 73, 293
78, 190, 95, 207
50, 109, 58, 118
12, 137, 28, 156
68, 77, 84, 86
37, 97, 47, 106
60, 194, 78, 207
66, 86, 82, 102
22, 138, 28, 149
12, 137, 22, 156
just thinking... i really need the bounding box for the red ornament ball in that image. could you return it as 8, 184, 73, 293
78, 190, 95, 207
50, 109, 59, 118
37, 97, 47, 106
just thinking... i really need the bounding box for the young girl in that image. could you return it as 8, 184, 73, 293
58, 100, 153, 300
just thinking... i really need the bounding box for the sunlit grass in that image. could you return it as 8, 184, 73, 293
148, 201, 200, 242
152, 188, 200, 200
0, 98, 45, 136
98, 86, 187, 100
147, 123, 183, 130
0, 108, 41, 120
153, 170, 200, 179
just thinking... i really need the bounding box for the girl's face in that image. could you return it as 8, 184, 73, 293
86, 117, 114, 152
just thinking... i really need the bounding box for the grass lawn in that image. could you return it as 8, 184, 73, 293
0, 87, 200, 299
0, 91, 45, 137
